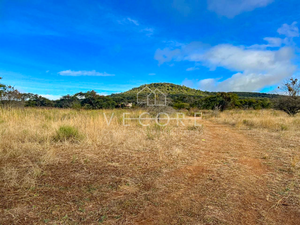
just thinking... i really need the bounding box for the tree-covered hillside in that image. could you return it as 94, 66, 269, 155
110, 83, 277, 109
112, 83, 279, 101
110, 83, 208, 105
120, 83, 206, 96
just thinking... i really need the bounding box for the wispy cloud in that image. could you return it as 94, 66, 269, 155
277, 21, 299, 38
58, 70, 115, 77
186, 66, 199, 71
249, 37, 283, 49
249, 22, 299, 50
182, 78, 197, 88
127, 17, 139, 26
148, 73, 156, 76
117, 17, 154, 37
118, 17, 140, 26
207, 0, 274, 18
141, 27, 154, 37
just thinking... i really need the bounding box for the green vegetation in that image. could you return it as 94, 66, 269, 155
275, 78, 300, 116
0, 77, 24, 107
112, 83, 274, 111
25, 94, 54, 107
228, 92, 280, 99
119, 83, 206, 96
0, 78, 285, 112
191, 92, 272, 111
55, 91, 116, 109
54, 125, 83, 142
0, 77, 5, 96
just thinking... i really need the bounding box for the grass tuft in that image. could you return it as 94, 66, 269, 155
53, 125, 83, 142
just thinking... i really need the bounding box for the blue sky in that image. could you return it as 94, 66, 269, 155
1, 0, 300, 99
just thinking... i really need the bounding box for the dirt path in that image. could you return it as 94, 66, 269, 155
135, 120, 299, 224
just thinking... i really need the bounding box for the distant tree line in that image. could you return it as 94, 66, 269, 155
0, 77, 273, 111
172, 92, 272, 111
25, 91, 117, 109
0, 77, 26, 107
1, 77, 300, 115
22, 91, 272, 111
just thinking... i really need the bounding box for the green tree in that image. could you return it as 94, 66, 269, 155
0, 77, 24, 107
25, 94, 54, 107
276, 78, 300, 116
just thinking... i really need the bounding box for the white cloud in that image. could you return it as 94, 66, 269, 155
58, 70, 115, 77
189, 45, 293, 71
117, 17, 155, 37
117, 17, 139, 26
154, 48, 181, 65
127, 17, 139, 26
196, 46, 296, 91
148, 73, 156, 76
248, 37, 282, 49
198, 79, 217, 91
40, 94, 61, 100
141, 27, 154, 37
207, 0, 273, 18
155, 23, 299, 92
277, 22, 299, 38
182, 78, 196, 88
263, 37, 283, 47
249, 22, 299, 50
186, 67, 199, 71
154, 41, 205, 65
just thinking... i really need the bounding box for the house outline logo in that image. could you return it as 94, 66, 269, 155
137, 86, 167, 106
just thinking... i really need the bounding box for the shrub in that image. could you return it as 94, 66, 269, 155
275, 97, 300, 116
173, 102, 190, 110
276, 78, 300, 116
54, 125, 83, 142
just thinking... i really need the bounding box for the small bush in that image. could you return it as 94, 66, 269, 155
54, 125, 83, 142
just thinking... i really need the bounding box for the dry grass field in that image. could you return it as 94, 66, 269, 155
0, 108, 299, 224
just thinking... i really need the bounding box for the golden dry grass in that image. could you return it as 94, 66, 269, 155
0, 108, 299, 224
206, 109, 300, 133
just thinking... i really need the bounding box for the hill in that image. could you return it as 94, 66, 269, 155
110, 83, 279, 104
112, 83, 279, 99
118, 83, 206, 96
110, 83, 208, 105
